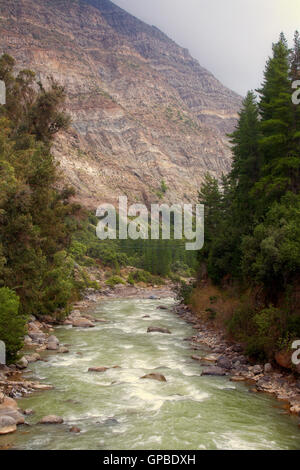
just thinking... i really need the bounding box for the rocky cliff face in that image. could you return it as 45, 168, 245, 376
0, 0, 242, 206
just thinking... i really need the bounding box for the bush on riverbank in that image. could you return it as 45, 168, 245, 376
0, 288, 26, 363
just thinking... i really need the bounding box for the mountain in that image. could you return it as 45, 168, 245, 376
0, 0, 242, 206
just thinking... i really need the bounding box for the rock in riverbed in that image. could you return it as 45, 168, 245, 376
16, 357, 28, 370
0, 408, 25, 425
191, 355, 203, 362
147, 327, 171, 334
253, 365, 263, 375
88, 367, 108, 373
140, 373, 167, 382
230, 376, 246, 382
46, 335, 60, 351
264, 363, 273, 373
72, 318, 95, 328
0, 397, 18, 410
0, 416, 17, 435
203, 354, 219, 363
24, 353, 41, 363
290, 405, 300, 415
39, 415, 64, 424
201, 366, 226, 377
88, 366, 120, 373
70, 426, 81, 433
217, 356, 232, 370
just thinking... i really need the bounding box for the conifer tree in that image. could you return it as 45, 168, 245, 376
256, 34, 297, 203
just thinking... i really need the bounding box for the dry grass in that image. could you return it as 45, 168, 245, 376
189, 281, 246, 330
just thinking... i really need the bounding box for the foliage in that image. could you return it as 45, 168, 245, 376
0, 287, 26, 363
197, 33, 300, 359
175, 280, 195, 305
0, 55, 79, 319
127, 269, 164, 286
105, 276, 126, 288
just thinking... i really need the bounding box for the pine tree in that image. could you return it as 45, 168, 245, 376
229, 92, 262, 223
255, 34, 297, 203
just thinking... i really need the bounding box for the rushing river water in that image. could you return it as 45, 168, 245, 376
2, 296, 300, 450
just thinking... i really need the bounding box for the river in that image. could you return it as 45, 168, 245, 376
1, 296, 300, 450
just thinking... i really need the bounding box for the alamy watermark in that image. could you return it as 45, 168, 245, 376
0, 340, 6, 365
96, 196, 204, 251
292, 80, 300, 105
292, 340, 300, 366
0, 80, 6, 105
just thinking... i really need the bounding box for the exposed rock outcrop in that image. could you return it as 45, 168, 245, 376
0, 0, 242, 207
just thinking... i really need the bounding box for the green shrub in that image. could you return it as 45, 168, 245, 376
127, 270, 165, 286
0, 288, 26, 363
70, 241, 87, 262
105, 276, 126, 288
175, 281, 195, 304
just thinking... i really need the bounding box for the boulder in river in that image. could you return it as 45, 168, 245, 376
147, 327, 171, 334
203, 354, 219, 363
70, 426, 81, 433
230, 376, 246, 382
0, 408, 25, 425
39, 415, 64, 424
0, 397, 18, 410
201, 366, 226, 377
47, 342, 59, 351
72, 318, 95, 328
290, 405, 300, 415
0, 416, 17, 435
58, 347, 69, 354
30, 383, 54, 391
157, 305, 168, 310
47, 335, 59, 345
25, 353, 41, 363
88, 367, 109, 373
191, 355, 202, 362
140, 373, 167, 382
16, 356, 28, 370
28, 332, 46, 343
103, 418, 119, 426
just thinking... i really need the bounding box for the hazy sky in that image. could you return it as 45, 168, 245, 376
113, 0, 300, 96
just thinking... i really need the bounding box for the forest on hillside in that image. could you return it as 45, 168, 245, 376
192, 32, 300, 361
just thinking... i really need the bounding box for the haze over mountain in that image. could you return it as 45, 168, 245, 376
0, 0, 242, 206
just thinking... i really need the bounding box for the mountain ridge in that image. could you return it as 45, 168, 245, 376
0, 0, 242, 207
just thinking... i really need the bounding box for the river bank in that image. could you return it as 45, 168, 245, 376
173, 303, 300, 419
1, 282, 300, 443
1, 292, 300, 450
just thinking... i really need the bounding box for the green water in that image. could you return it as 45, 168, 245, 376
2, 297, 300, 450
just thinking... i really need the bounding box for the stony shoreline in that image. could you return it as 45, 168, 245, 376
173, 303, 300, 420
0, 284, 175, 436
1, 282, 300, 437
